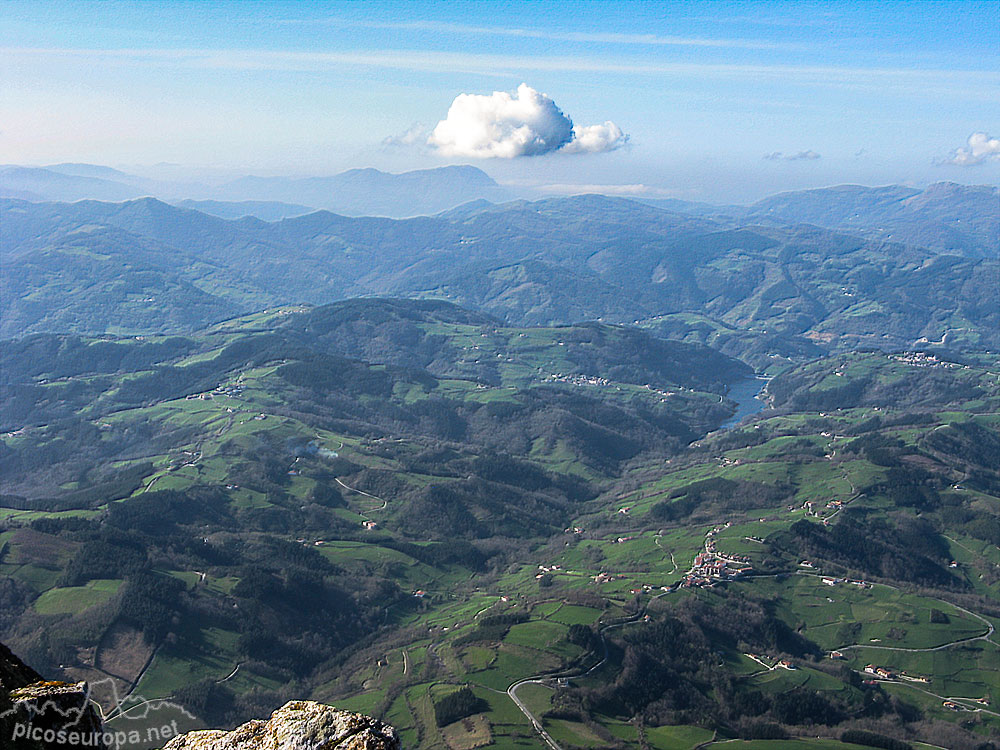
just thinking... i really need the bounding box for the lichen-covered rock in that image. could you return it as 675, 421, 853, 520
2, 641, 107, 749
163, 700, 399, 750
6, 681, 107, 748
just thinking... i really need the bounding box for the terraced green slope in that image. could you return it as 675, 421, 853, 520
325, 350, 1000, 750
0, 300, 749, 741
1, 301, 997, 750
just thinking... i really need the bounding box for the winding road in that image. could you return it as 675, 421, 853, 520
505, 591, 673, 749
335, 477, 388, 513
826, 581, 997, 654
504, 556, 999, 749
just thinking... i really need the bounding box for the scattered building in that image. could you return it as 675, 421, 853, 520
864, 665, 896, 680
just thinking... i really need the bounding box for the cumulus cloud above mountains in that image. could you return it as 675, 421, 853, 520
427, 84, 627, 158
947, 132, 1000, 166
561, 121, 627, 154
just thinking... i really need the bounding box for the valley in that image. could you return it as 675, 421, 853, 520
322, 349, 1000, 750
4, 4, 997, 748
2, 295, 998, 749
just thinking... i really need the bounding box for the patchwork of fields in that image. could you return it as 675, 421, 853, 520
2, 303, 999, 749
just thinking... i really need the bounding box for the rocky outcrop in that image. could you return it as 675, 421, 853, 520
2, 641, 398, 750
1, 641, 43, 689
1, 641, 107, 749
163, 700, 400, 750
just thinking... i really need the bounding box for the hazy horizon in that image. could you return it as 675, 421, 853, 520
3, 0, 998, 203
2, 160, 999, 209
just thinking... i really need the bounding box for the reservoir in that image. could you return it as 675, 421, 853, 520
720, 376, 770, 430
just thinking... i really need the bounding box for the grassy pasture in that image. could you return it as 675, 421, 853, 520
546, 604, 602, 626
33, 578, 123, 614
749, 576, 988, 652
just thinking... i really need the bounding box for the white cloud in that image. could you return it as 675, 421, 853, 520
382, 123, 429, 148
946, 132, 1000, 166
562, 122, 628, 154
427, 84, 627, 158
763, 150, 821, 161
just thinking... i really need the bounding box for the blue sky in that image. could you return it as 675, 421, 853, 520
2, 0, 997, 201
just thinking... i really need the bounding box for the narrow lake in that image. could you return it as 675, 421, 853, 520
720, 376, 771, 430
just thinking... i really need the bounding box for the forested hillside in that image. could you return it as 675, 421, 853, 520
1, 179, 997, 750
1, 296, 998, 749
3, 195, 997, 358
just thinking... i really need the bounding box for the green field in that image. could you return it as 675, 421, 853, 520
33, 579, 123, 614
3, 309, 999, 749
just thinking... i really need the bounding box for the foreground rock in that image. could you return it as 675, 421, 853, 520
1, 641, 107, 749
163, 700, 399, 750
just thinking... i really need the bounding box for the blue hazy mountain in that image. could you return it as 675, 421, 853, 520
638, 182, 998, 258
2, 194, 996, 360
173, 199, 317, 221
747, 182, 999, 258
214, 165, 512, 217
0, 166, 147, 202
0, 163, 513, 219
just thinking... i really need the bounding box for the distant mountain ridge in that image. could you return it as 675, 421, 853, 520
0, 166, 145, 202
3, 164, 994, 255
173, 198, 316, 221
215, 164, 510, 217
2, 194, 996, 359
0, 163, 511, 219
746, 182, 999, 258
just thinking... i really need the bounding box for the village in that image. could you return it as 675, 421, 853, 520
680, 523, 753, 588
890, 351, 960, 369
544, 372, 616, 389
